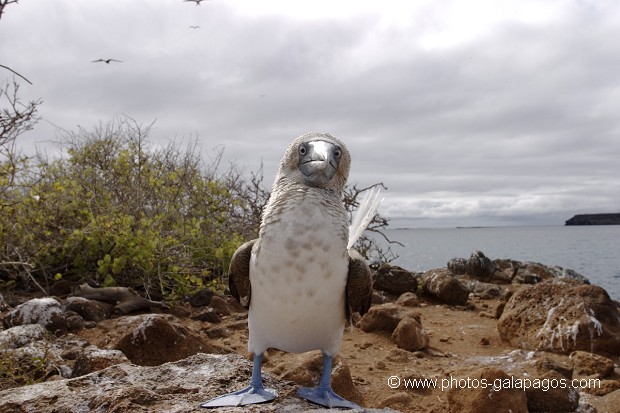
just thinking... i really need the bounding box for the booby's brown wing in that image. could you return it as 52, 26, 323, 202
345, 249, 373, 320
228, 239, 256, 309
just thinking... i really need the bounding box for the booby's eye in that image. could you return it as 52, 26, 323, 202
299, 145, 307, 156
333, 148, 342, 159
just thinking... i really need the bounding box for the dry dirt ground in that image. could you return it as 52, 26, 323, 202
74, 293, 612, 413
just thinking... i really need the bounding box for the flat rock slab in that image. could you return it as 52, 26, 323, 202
0, 353, 400, 413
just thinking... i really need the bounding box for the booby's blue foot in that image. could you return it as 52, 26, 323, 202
296, 353, 361, 410
297, 385, 360, 409
200, 354, 277, 408
201, 385, 277, 407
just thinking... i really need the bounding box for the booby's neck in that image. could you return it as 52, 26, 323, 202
259, 180, 347, 241
272, 177, 343, 199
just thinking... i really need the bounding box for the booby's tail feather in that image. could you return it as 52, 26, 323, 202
347, 186, 383, 249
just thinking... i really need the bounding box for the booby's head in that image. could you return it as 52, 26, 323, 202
277, 133, 351, 191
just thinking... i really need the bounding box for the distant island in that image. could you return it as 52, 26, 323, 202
565, 213, 620, 225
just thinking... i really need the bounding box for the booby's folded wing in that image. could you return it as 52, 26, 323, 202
346, 249, 373, 319
228, 239, 256, 308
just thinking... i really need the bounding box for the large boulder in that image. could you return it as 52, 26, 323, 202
495, 260, 591, 285
447, 257, 467, 275
395, 292, 419, 307
110, 314, 227, 366
420, 269, 469, 306
71, 347, 130, 378
497, 280, 620, 355
569, 351, 615, 379
448, 251, 497, 279
465, 250, 496, 279
0, 323, 49, 349
524, 370, 580, 412
0, 353, 400, 412
358, 303, 429, 353
447, 367, 528, 413
372, 264, 418, 296
591, 389, 620, 413
62, 296, 113, 322
391, 316, 428, 352
2, 297, 69, 334
461, 280, 504, 299
358, 303, 421, 333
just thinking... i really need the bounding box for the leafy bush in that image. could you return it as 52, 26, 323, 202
1, 118, 248, 299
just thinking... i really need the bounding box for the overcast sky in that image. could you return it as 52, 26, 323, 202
2, 0, 619, 228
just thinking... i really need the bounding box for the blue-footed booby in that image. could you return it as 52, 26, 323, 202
201, 133, 378, 409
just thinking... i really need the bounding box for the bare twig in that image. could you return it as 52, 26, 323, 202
0, 0, 20, 22
0, 259, 48, 295
0, 65, 32, 85
0, 261, 33, 267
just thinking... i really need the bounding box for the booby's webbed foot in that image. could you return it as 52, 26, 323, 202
200, 353, 277, 408
297, 386, 360, 409
201, 385, 277, 408
296, 353, 361, 409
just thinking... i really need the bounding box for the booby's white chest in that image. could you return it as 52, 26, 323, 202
247, 192, 349, 356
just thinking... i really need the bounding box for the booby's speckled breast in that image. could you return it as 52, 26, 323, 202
247, 188, 349, 356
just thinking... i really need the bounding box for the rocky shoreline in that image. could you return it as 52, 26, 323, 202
1, 250, 619, 412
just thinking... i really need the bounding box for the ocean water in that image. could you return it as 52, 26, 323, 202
373, 225, 620, 301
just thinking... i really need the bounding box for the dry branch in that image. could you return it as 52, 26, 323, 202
72, 284, 169, 314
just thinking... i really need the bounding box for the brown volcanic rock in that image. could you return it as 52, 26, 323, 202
465, 250, 497, 279
420, 269, 470, 306
447, 257, 467, 275
111, 314, 227, 365
497, 280, 620, 355
524, 370, 580, 412
569, 350, 615, 379
395, 292, 419, 307
71, 347, 129, 378
358, 303, 422, 334
591, 389, 620, 413
63, 296, 113, 322
373, 264, 418, 296
391, 316, 428, 352
447, 367, 528, 413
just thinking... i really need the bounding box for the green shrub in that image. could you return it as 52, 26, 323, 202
1, 118, 250, 299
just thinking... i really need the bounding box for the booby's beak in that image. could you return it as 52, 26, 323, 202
298, 140, 342, 187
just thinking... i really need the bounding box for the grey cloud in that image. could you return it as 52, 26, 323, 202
2, 0, 619, 227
